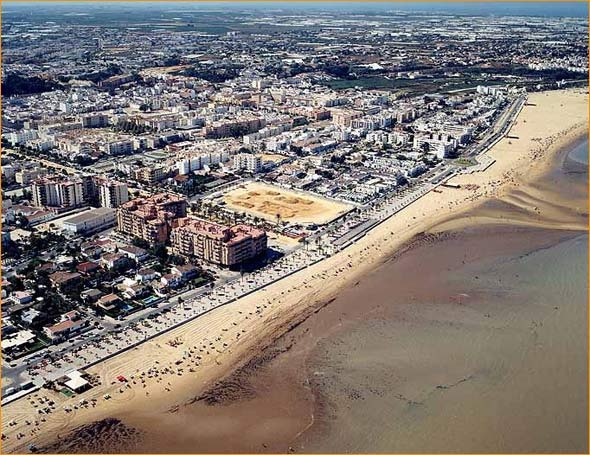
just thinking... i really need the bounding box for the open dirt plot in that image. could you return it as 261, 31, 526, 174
223, 182, 353, 225
258, 153, 287, 164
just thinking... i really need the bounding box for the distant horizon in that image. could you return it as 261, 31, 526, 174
2, 1, 588, 19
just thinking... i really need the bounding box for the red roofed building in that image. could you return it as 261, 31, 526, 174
97, 293, 121, 311
116, 193, 187, 245
76, 261, 100, 275
49, 271, 82, 288
170, 217, 266, 267
44, 311, 87, 342
100, 253, 127, 270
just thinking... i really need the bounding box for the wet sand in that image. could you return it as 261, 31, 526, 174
128, 235, 588, 453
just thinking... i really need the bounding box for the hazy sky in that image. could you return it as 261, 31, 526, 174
2, 1, 588, 18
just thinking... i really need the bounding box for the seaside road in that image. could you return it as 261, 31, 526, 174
2, 95, 520, 401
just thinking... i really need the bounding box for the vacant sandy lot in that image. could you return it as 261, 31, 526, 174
258, 153, 287, 163
223, 182, 353, 225
139, 65, 190, 77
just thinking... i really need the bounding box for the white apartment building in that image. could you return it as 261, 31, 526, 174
233, 153, 262, 173
442, 124, 475, 144
98, 180, 129, 208
243, 123, 292, 145
5, 129, 38, 145
176, 151, 230, 175
15, 168, 46, 185
476, 85, 506, 97
350, 115, 393, 131
104, 140, 134, 155
413, 134, 457, 159
80, 113, 109, 128
32, 177, 84, 208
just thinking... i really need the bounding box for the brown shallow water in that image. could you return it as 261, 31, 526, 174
129, 138, 588, 454
123, 226, 587, 454
299, 228, 588, 453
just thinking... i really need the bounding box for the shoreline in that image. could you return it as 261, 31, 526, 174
139, 116, 588, 452
1, 88, 587, 453
116, 226, 588, 454
296, 227, 587, 453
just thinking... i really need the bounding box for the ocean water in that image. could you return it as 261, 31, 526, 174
568, 138, 589, 165
296, 138, 589, 453
299, 229, 588, 453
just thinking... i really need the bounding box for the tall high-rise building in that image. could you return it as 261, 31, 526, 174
117, 193, 187, 245
98, 180, 129, 208
32, 177, 84, 208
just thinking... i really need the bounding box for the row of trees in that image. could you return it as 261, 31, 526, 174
2, 73, 62, 97
181, 66, 241, 83
113, 119, 155, 135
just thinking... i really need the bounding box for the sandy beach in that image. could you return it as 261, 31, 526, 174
1, 88, 587, 453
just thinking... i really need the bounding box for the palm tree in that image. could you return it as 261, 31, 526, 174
194, 199, 203, 215
315, 237, 322, 252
